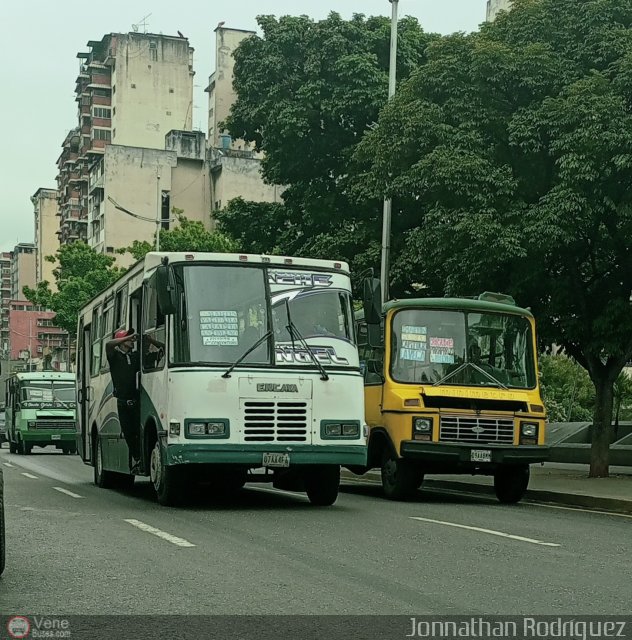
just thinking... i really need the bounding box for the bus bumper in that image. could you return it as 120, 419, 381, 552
165, 443, 367, 467
21, 431, 77, 445
400, 441, 549, 467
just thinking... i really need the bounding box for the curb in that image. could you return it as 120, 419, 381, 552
342, 471, 632, 514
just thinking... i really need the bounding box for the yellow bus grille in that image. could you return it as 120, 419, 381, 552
440, 415, 514, 444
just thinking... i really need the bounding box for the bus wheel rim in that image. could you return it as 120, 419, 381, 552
150, 444, 161, 489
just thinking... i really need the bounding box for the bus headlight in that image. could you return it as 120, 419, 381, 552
520, 421, 539, 444
413, 417, 432, 433
521, 422, 538, 437
207, 422, 226, 435
321, 421, 361, 438
324, 423, 342, 437
188, 422, 206, 436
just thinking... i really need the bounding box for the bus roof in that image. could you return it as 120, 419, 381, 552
142, 252, 350, 273
383, 297, 534, 318
11, 372, 76, 382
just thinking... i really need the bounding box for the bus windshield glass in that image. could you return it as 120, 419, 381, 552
174, 264, 357, 369
21, 382, 77, 404
390, 309, 535, 389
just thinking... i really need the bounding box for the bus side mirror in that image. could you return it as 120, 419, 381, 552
363, 278, 382, 325
156, 264, 177, 315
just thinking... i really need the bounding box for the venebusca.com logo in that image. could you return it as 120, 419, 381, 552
7, 616, 31, 639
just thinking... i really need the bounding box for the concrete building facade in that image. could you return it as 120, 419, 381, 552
57, 31, 195, 248
487, 0, 513, 21
87, 130, 211, 264
205, 26, 282, 217
31, 188, 59, 288
0, 252, 11, 358
11, 244, 36, 302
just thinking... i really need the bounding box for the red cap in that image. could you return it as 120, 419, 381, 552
114, 328, 134, 339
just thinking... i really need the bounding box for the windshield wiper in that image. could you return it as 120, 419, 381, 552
284, 299, 329, 381
432, 362, 508, 390
222, 330, 273, 379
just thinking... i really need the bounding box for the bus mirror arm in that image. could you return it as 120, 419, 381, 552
156, 262, 177, 315
362, 277, 382, 325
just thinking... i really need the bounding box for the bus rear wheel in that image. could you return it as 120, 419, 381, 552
381, 450, 422, 500
94, 436, 116, 488
19, 440, 31, 456
304, 465, 340, 506
494, 464, 530, 504
150, 441, 183, 506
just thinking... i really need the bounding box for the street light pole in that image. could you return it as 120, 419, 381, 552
156, 172, 161, 252
380, 0, 399, 305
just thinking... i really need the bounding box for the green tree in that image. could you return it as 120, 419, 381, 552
353, 0, 632, 476
539, 355, 594, 422
221, 12, 436, 274
23, 243, 123, 335
121, 212, 237, 261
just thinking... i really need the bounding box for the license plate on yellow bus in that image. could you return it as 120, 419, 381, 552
263, 453, 290, 468
471, 449, 491, 463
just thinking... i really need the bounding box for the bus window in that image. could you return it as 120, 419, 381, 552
91, 307, 102, 376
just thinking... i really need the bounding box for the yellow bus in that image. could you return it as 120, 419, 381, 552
352, 286, 548, 503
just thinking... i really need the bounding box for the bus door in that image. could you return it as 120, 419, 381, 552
77, 320, 92, 462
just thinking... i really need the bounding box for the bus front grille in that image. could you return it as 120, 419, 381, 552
439, 415, 514, 444
243, 401, 309, 442
32, 420, 75, 430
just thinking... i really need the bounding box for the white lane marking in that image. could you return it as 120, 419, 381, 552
124, 519, 195, 548
53, 487, 83, 499
21, 472, 39, 479
3, 462, 15, 468
410, 516, 560, 547
534, 502, 632, 520
249, 486, 307, 500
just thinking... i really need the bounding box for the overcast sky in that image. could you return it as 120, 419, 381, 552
0, 0, 486, 253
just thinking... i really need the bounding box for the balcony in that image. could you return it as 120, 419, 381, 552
89, 74, 111, 87
92, 95, 111, 107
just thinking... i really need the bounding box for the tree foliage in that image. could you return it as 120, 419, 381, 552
222, 12, 437, 275
539, 355, 595, 422
23, 243, 123, 335
121, 212, 237, 261
352, 0, 632, 475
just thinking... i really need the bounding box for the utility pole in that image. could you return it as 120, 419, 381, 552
379, 0, 399, 305
156, 172, 161, 251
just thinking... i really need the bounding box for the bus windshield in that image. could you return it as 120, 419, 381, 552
390, 309, 535, 389
174, 264, 356, 368
21, 382, 77, 404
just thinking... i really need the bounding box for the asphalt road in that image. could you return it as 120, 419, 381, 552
1, 444, 631, 615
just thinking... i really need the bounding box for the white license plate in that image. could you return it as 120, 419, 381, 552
262, 452, 290, 468
51, 434, 62, 441
471, 449, 491, 463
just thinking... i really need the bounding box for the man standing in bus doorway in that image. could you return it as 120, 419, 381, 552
105, 328, 142, 473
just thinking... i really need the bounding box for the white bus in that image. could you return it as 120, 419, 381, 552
76, 252, 367, 506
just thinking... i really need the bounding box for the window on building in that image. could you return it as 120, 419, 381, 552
93, 129, 111, 142
131, 83, 136, 89
93, 107, 111, 119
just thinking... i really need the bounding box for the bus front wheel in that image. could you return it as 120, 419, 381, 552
494, 465, 530, 504
94, 436, 116, 489
304, 465, 340, 506
381, 450, 422, 500
150, 441, 183, 506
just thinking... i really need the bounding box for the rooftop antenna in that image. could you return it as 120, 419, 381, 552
132, 13, 152, 34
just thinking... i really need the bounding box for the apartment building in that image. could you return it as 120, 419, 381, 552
487, 0, 513, 21
57, 31, 195, 247
11, 243, 36, 302
88, 130, 211, 264
31, 188, 59, 288
8, 302, 68, 369
0, 252, 11, 358
205, 26, 282, 214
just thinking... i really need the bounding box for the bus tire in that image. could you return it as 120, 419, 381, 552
494, 465, 530, 504
19, 440, 31, 456
380, 450, 421, 500
150, 441, 182, 506
93, 435, 116, 489
9, 442, 17, 454
305, 465, 340, 506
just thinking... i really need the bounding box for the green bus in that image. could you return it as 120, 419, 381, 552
4, 372, 78, 455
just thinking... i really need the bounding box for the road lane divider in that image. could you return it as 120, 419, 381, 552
21, 472, 39, 479
53, 487, 83, 499
3, 462, 15, 468
410, 516, 561, 547
124, 519, 195, 548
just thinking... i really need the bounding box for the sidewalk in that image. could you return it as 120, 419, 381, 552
347, 464, 632, 513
